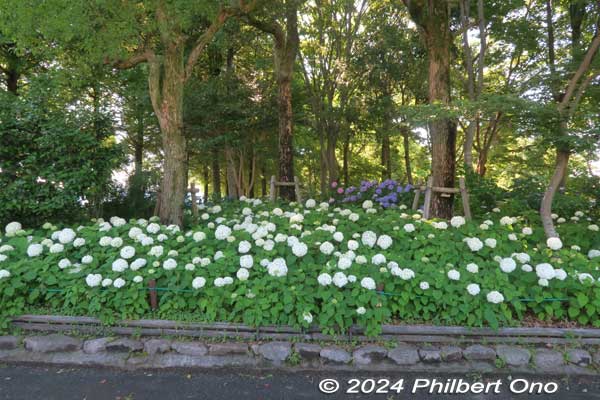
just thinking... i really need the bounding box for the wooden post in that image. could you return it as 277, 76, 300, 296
269, 176, 276, 202
412, 185, 421, 211
423, 177, 433, 219
188, 182, 199, 219
148, 279, 158, 311
294, 176, 302, 204
459, 177, 472, 221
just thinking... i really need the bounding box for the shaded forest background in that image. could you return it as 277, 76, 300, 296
0, 0, 598, 235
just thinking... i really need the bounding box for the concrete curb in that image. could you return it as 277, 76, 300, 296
1, 334, 598, 375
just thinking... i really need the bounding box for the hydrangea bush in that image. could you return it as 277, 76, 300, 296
0, 198, 599, 335
330, 179, 414, 209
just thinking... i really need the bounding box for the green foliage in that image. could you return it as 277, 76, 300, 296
1, 199, 599, 334
0, 76, 124, 226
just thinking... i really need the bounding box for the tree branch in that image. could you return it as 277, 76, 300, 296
106, 49, 153, 69
185, 0, 256, 81
559, 32, 600, 112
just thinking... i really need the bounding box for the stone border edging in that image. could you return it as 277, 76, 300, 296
0, 333, 598, 375
11, 314, 600, 345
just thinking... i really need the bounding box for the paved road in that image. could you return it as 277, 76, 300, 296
0, 364, 599, 400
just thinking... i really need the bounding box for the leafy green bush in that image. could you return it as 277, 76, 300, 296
0, 198, 599, 334
0, 83, 123, 226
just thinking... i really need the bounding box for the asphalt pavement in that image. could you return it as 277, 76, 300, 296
0, 364, 599, 400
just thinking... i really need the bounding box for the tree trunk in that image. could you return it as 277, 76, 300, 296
476, 150, 488, 176
151, 44, 187, 226
203, 165, 209, 203
225, 146, 239, 199
342, 129, 350, 186
211, 148, 221, 200
401, 125, 413, 185
381, 133, 391, 180
326, 129, 339, 184
540, 149, 569, 238
319, 128, 328, 194
6, 69, 19, 95
405, 0, 457, 218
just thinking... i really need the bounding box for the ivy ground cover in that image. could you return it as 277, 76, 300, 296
1, 198, 599, 335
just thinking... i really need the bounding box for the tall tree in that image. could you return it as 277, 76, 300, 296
246, 0, 300, 200
403, 0, 457, 218
540, 1, 600, 238
3, 0, 254, 225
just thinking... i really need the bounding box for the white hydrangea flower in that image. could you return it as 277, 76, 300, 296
302, 311, 313, 324
588, 224, 599, 232
305, 199, 316, 208
355, 255, 367, 264
148, 246, 164, 257
49, 243, 64, 254
360, 277, 376, 290
27, 244, 43, 258
466, 283, 480, 296
337, 256, 352, 270
267, 258, 288, 277
546, 237, 563, 250
81, 255, 93, 264
464, 237, 483, 252
486, 291, 504, 304
466, 263, 479, 273
238, 240, 252, 254
333, 232, 344, 242
130, 258, 147, 271
112, 258, 128, 272
101, 278, 113, 287
347, 240, 359, 251
58, 258, 71, 269
192, 231, 206, 242
521, 264, 533, 272
433, 221, 448, 230
85, 274, 102, 287
399, 268, 415, 280
120, 246, 136, 260
376, 235, 393, 250
58, 228, 76, 244
291, 242, 307, 257
499, 258, 516, 273
132, 275, 143, 283
484, 238, 497, 248
215, 225, 232, 240
447, 269, 460, 281
514, 253, 530, 264
361, 231, 377, 248
317, 273, 332, 286
5, 222, 22, 236
356, 306, 366, 315
192, 277, 206, 289
508, 233, 517, 241
554, 268, 567, 280
147, 223, 160, 234
450, 216, 466, 228
163, 258, 177, 270
403, 224, 415, 233
240, 255, 254, 269
332, 272, 348, 288
110, 237, 123, 248
419, 281, 429, 290
371, 254, 386, 265
236, 268, 249, 281
522, 227, 533, 235
535, 263, 555, 280
588, 249, 600, 259
111, 278, 125, 288
362, 200, 373, 209
500, 216, 515, 226
479, 223, 489, 230
319, 241, 335, 255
